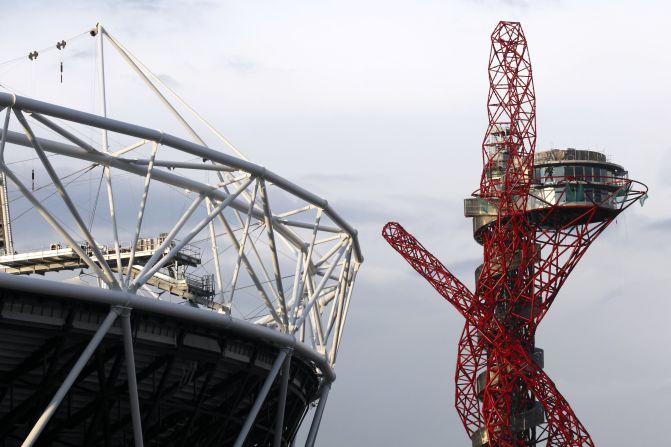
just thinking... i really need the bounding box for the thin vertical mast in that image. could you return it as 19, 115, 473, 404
0, 172, 13, 255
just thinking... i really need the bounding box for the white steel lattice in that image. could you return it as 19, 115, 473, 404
0, 23, 362, 447
0, 90, 361, 366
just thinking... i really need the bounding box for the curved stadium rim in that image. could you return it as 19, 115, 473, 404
0, 91, 363, 265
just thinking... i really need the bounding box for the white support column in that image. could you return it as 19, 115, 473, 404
0, 108, 14, 255
304, 277, 325, 352
227, 179, 259, 307
96, 22, 108, 144
217, 213, 284, 326
233, 350, 287, 447
293, 244, 347, 334
96, 23, 124, 285
328, 249, 353, 364
120, 307, 144, 447
102, 164, 123, 284
0, 171, 12, 254
287, 252, 304, 324
333, 264, 359, 364
21, 307, 121, 447
259, 179, 288, 327
205, 198, 225, 306
326, 248, 351, 339
290, 209, 322, 327
126, 142, 159, 288
273, 350, 292, 447
304, 382, 331, 447
323, 254, 349, 342
243, 228, 286, 314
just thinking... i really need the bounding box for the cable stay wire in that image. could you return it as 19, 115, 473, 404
0, 31, 89, 68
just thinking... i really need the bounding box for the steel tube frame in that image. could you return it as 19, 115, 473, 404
126, 159, 234, 171
0, 92, 363, 262
1, 282, 336, 446
21, 306, 121, 447
254, 289, 337, 328
205, 197, 225, 306
103, 29, 248, 161
287, 252, 305, 326
29, 112, 101, 155
100, 27, 207, 148
233, 350, 288, 447
129, 194, 205, 291
112, 139, 147, 157
259, 179, 289, 327
0, 35, 362, 443
290, 209, 322, 328
13, 120, 326, 272
333, 265, 358, 364
304, 383, 331, 447
327, 250, 352, 363
97, 25, 124, 286
12, 110, 121, 288
0, 83, 361, 447
126, 141, 159, 288
3, 273, 335, 445
217, 212, 284, 326
131, 177, 253, 291
120, 308, 144, 447
227, 179, 259, 307
293, 244, 348, 333
274, 350, 292, 447
0, 127, 345, 269
0, 272, 336, 382
0, 112, 111, 284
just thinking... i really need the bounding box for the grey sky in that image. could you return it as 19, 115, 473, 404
1, 0, 670, 445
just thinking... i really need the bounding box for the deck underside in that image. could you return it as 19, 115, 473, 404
0, 287, 320, 446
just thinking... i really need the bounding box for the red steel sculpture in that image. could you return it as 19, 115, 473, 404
382, 21, 647, 447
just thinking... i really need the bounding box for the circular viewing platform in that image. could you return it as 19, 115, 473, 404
464, 148, 639, 242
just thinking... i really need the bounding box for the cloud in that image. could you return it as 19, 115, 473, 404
462, 0, 560, 7
157, 73, 181, 88
643, 216, 671, 232
222, 55, 295, 76
113, 0, 164, 11
226, 56, 259, 75
2, 2, 670, 446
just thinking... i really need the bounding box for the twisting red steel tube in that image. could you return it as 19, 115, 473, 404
382, 21, 647, 447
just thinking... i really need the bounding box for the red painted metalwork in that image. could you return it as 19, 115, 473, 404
382, 21, 647, 447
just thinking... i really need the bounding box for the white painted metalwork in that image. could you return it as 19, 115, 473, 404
233, 350, 288, 447
0, 22, 362, 446
21, 307, 121, 447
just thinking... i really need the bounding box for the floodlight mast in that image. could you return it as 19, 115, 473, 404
383, 21, 647, 447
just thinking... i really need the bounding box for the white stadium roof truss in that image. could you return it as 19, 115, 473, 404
0, 23, 362, 447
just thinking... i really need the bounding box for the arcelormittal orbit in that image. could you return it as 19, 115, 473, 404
382, 21, 647, 447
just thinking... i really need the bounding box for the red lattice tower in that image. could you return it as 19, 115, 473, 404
382, 21, 647, 447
